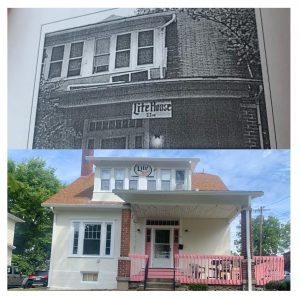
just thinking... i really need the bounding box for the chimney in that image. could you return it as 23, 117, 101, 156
81, 149, 94, 176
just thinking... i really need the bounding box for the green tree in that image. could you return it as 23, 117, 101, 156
8, 158, 63, 274
234, 216, 290, 256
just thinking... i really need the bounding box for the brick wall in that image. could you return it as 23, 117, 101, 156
34, 91, 263, 149
117, 209, 131, 278
120, 209, 131, 257
240, 99, 261, 149
176, 13, 250, 78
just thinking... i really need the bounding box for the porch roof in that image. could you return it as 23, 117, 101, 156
113, 190, 263, 220
113, 190, 263, 206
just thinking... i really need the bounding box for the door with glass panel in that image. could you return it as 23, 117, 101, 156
152, 229, 172, 268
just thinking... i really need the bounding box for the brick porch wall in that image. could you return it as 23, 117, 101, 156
117, 209, 131, 278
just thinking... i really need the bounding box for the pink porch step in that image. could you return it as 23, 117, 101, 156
147, 268, 184, 279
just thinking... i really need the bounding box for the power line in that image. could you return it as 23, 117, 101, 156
253, 206, 270, 256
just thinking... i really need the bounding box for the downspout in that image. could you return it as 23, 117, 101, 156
159, 14, 177, 78
246, 197, 252, 291
255, 85, 264, 149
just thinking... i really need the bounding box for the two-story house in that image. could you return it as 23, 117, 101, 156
32, 10, 270, 149
42, 151, 269, 290
7, 213, 24, 266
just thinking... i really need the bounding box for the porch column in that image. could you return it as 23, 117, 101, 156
117, 208, 131, 290
241, 200, 255, 290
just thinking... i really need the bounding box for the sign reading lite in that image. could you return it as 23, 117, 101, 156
133, 164, 152, 177
132, 101, 172, 119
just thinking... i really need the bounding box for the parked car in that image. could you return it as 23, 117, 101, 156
24, 271, 48, 288
284, 271, 290, 280
7, 265, 25, 288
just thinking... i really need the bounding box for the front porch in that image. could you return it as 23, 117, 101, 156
129, 253, 284, 288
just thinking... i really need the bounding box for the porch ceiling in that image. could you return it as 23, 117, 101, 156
114, 190, 263, 220
131, 203, 241, 220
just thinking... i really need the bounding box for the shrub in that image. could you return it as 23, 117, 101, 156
265, 280, 290, 291
188, 283, 208, 291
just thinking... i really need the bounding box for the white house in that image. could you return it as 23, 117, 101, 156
42, 151, 283, 290
7, 213, 25, 266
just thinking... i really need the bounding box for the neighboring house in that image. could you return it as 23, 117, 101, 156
7, 213, 24, 265
42, 151, 283, 290
33, 10, 270, 149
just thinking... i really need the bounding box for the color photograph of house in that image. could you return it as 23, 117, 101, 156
7, 149, 288, 291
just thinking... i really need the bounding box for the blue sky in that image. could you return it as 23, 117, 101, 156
8, 149, 290, 251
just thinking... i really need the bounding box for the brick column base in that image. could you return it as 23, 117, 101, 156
116, 209, 131, 290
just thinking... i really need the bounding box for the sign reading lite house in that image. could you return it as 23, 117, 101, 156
132, 101, 172, 119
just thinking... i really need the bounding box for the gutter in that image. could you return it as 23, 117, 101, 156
159, 13, 176, 78
255, 85, 264, 149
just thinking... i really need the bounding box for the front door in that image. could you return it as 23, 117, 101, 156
152, 229, 172, 268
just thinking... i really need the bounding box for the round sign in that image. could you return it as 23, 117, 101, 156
133, 164, 152, 177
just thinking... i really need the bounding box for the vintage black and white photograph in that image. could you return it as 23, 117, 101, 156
19, 8, 280, 149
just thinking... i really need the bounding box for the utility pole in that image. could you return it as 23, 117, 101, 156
254, 206, 270, 255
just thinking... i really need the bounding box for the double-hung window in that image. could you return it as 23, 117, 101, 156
67, 41, 84, 77
101, 169, 111, 191
137, 30, 154, 65
83, 224, 101, 255
115, 33, 131, 68
48, 45, 65, 79
176, 170, 185, 190
93, 38, 110, 73
114, 169, 125, 190
147, 179, 156, 191
129, 179, 138, 190
161, 170, 171, 191
71, 222, 113, 257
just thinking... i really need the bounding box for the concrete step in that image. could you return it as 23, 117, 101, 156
147, 282, 174, 289
146, 288, 174, 291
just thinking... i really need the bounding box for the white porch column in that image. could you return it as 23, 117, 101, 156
245, 196, 252, 291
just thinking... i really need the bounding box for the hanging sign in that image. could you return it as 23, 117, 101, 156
132, 101, 172, 119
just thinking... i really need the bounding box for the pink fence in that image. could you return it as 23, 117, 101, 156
254, 256, 284, 286
174, 254, 244, 285
129, 254, 149, 281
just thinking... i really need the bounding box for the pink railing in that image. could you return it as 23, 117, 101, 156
254, 256, 284, 285
129, 254, 149, 281
174, 254, 244, 285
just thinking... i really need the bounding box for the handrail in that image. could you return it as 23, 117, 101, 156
144, 257, 150, 291
173, 256, 176, 291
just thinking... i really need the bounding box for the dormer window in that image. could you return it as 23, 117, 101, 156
161, 170, 171, 191
101, 169, 111, 191
114, 169, 125, 190
115, 33, 131, 68
147, 180, 156, 191
176, 170, 185, 190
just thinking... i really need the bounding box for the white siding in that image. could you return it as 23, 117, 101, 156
130, 218, 231, 256
49, 209, 122, 290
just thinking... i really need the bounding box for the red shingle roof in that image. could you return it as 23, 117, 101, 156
192, 173, 228, 191
43, 172, 228, 206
